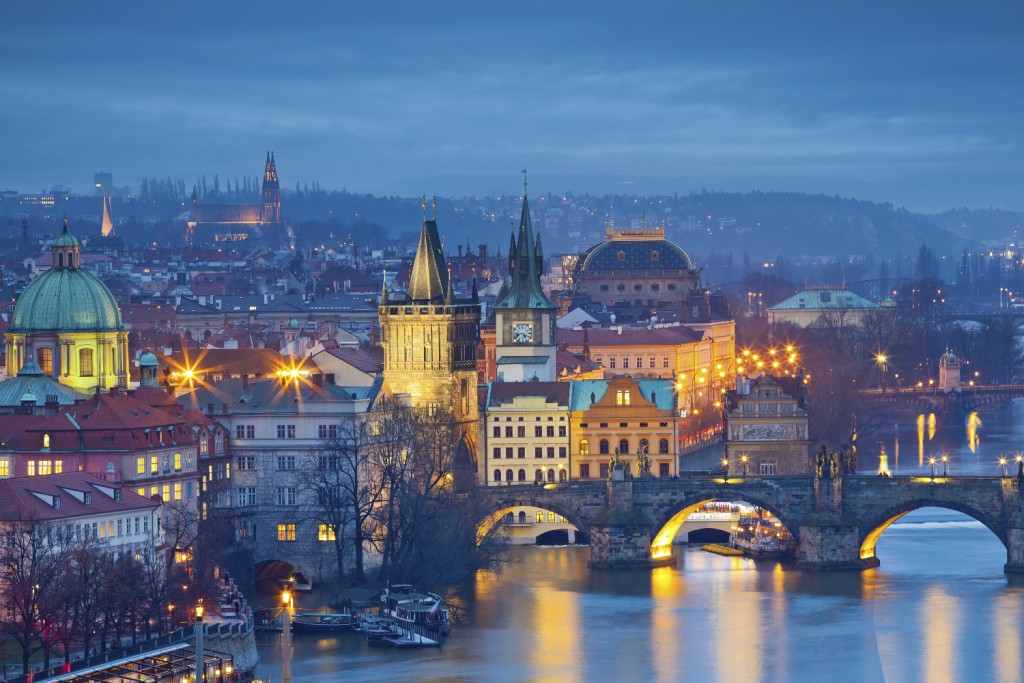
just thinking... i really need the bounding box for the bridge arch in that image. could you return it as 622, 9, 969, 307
650, 490, 802, 559
476, 493, 590, 544
254, 558, 307, 583
858, 499, 1007, 564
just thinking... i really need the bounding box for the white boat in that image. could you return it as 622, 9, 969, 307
379, 584, 450, 646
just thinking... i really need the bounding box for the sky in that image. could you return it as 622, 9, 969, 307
1, 0, 1021, 212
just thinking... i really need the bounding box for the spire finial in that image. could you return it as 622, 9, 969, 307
521, 168, 527, 195
422, 194, 427, 221
432, 195, 437, 221
62, 216, 68, 233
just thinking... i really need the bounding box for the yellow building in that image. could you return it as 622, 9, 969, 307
6, 221, 129, 392
379, 211, 481, 481
480, 382, 571, 485
569, 376, 678, 480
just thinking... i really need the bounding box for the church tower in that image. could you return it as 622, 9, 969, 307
380, 201, 481, 477
261, 151, 281, 224
493, 184, 558, 381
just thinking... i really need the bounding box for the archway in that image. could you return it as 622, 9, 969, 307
477, 500, 589, 547
859, 501, 1007, 567
650, 495, 800, 561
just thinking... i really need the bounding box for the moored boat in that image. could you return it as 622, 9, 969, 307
290, 612, 358, 632
380, 584, 450, 644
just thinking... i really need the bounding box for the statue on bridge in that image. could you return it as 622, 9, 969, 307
609, 447, 631, 480
636, 441, 652, 477
814, 444, 858, 479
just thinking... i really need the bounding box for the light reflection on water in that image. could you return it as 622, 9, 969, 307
253, 510, 1024, 683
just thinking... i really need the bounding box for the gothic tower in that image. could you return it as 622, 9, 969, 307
380, 204, 481, 480
493, 188, 558, 381
261, 151, 281, 224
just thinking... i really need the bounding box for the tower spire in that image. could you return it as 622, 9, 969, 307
380, 269, 389, 305
101, 195, 115, 237
407, 204, 449, 303
494, 178, 556, 311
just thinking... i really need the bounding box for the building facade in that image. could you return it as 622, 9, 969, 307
723, 376, 810, 475
480, 382, 571, 486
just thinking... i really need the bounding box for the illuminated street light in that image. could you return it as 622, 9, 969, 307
941, 455, 948, 477
928, 457, 936, 482
999, 457, 1008, 477
741, 454, 749, 477
721, 457, 729, 481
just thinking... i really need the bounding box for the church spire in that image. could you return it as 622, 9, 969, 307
407, 210, 449, 303
380, 270, 389, 305
494, 184, 557, 311
101, 195, 114, 237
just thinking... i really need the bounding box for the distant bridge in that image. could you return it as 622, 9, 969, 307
860, 385, 1024, 415
477, 470, 1024, 572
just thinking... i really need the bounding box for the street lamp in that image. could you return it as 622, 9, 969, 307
941, 455, 948, 477
928, 457, 936, 482
875, 354, 888, 395
721, 457, 729, 481
195, 600, 204, 683
999, 457, 1008, 477
282, 589, 293, 683
741, 454, 749, 478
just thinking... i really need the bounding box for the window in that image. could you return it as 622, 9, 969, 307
38, 460, 52, 476
659, 463, 670, 477
548, 511, 556, 523
617, 284, 625, 291
174, 452, 182, 471
651, 284, 660, 291
506, 469, 513, 482
318, 425, 338, 439
616, 390, 631, 406
536, 511, 544, 523
200, 436, 209, 455
599, 439, 609, 455
599, 463, 609, 479
659, 438, 670, 454
318, 524, 336, 542
518, 447, 526, 459
493, 426, 500, 437
760, 461, 777, 475
27, 461, 36, 476
494, 469, 502, 482
277, 523, 296, 542
117, 518, 122, 536
277, 455, 296, 470
600, 285, 609, 291
235, 425, 246, 439
580, 464, 590, 478
535, 447, 543, 458
136, 457, 145, 475
506, 447, 513, 459
619, 439, 629, 454
276, 487, 297, 505
636, 357, 643, 369
238, 487, 256, 506
517, 426, 525, 438
663, 358, 670, 368
634, 284, 642, 291
622, 357, 629, 369
42, 434, 50, 449
535, 426, 543, 437
579, 439, 589, 455
38, 348, 53, 376
161, 484, 170, 501
493, 447, 501, 459
559, 447, 566, 458
517, 469, 526, 482
668, 283, 677, 290
505, 427, 513, 438
79, 348, 94, 377
609, 358, 616, 369
558, 426, 566, 437
649, 358, 656, 369
0, 460, 9, 477
277, 425, 297, 439
173, 483, 182, 500
237, 455, 256, 470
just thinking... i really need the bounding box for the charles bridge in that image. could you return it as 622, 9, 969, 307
477, 467, 1024, 573
860, 384, 1024, 416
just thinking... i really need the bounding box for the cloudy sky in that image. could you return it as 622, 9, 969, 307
1, 1, 1021, 211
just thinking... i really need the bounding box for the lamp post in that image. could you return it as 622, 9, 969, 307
928, 457, 936, 482
941, 455, 948, 477
194, 600, 204, 683
875, 354, 888, 395
741, 454, 749, 478
999, 457, 1008, 477
721, 457, 729, 482
282, 589, 293, 683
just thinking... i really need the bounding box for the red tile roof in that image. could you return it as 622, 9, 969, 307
0, 471, 159, 522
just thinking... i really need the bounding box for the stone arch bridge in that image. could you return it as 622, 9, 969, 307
478, 472, 1024, 572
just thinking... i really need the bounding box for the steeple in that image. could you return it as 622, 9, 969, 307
380, 270, 389, 305
101, 195, 115, 237
494, 189, 557, 310
407, 215, 449, 303
261, 151, 281, 224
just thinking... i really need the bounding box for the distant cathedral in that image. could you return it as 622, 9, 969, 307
187, 152, 282, 243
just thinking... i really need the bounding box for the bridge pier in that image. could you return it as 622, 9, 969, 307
1005, 528, 1024, 574
796, 516, 865, 571
587, 467, 674, 569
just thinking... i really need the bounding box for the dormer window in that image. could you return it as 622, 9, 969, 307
53, 495, 61, 510
84, 492, 92, 505
113, 488, 122, 502
42, 433, 50, 449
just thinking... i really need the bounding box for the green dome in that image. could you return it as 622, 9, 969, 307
140, 351, 159, 367
52, 231, 81, 248
11, 268, 123, 333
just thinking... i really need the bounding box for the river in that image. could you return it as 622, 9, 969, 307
251, 403, 1024, 682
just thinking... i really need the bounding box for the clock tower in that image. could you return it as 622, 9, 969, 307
494, 184, 558, 382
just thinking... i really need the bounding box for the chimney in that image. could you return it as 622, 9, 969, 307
241, 373, 249, 388
479, 244, 487, 259
312, 373, 324, 387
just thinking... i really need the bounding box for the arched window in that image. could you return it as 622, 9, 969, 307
536, 511, 544, 523
599, 439, 609, 455
58, 252, 64, 268
37, 348, 54, 376
547, 468, 555, 482
79, 348, 94, 377
659, 438, 670, 454
42, 433, 50, 449
506, 469, 513, 482
559, 469, 567, 482
638, 438, 649, 454
619, 439, 629, 454
504, 512, 514, 523
493, 469, 502, 482
518, 469, 526, 482
534, 469, 543, 483
579, 439, 590, 456
518, 510, 527, 524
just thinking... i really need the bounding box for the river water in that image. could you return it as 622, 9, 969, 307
252, 403, 1024, 682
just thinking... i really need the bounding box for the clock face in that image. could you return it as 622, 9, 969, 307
513, 323, 534, 343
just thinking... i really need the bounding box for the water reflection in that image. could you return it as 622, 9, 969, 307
921, 584, 957, 683
966, 411, 982, 454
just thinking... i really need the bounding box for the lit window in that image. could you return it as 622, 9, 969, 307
277, 523, 297, 541
136, 457, 145, 475
174, 453, 182, 471
38, 460, 52, 476
42, 434, 50, 449
79, 348, 94, 377
0, 460, 9, 477
150, 456, 158, 475
536, 511, 544, 523
173, 483, 182, 500
616, 390, 631, 406
318, 524, 336, 542
54, 461, 62, 474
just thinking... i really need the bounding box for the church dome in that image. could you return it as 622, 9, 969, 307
140, 351, 159, 367
11, 264, 122, 333
578, 227, 695, 275
939, 350, 960, 367
51, 230, 81, 248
